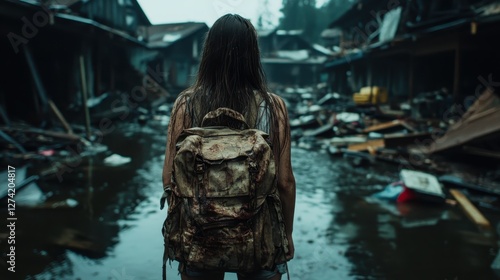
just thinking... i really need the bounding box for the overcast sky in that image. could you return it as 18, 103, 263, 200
137, 0, 283, 27
137, 0, 329, 27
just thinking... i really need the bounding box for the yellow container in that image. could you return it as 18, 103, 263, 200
353, 86, 388, 105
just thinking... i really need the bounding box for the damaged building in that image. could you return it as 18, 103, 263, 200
318, 0, 500, 160
1, 0, 153, 126
0, 0, 207, 168
0, 0, 207, 128
259, 28, 328, 87
140, 22, 208, 93
322, 0, 500, 107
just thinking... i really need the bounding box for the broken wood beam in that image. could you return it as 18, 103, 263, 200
363, 119, 415, 133
0, 126, 82, 143
348, 139, 384, 152
449, 189, 492, 230
48, 100, 74, 135
429, 90, 500, 153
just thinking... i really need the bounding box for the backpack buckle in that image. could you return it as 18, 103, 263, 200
195, 162, 205, 174
195, 156, 205, 174
249, 161, 258, 173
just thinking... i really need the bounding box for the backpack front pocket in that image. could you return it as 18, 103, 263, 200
187, 223, 255, 271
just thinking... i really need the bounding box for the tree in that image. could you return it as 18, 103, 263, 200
257, 0, 276, 30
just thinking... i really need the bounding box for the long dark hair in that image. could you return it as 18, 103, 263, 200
172, 14, 288, 166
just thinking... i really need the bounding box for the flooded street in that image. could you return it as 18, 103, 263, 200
3, 1, 500, 279
2, 122, 499, 280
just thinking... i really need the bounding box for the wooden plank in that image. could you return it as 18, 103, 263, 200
48, 100, 74, 135
348, 139, 384, 152
363, 120, 406, 133
429, 91, 500, 153
0, 126, 82, 142
449, 189, 492, 229
430, 108, 500, 153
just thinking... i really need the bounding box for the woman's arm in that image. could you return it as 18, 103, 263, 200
162, 97, 187, 200
273, 94, 296, 260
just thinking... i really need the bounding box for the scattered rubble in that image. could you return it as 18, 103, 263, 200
282, 84, 500, 221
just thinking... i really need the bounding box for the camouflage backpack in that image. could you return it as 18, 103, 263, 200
161, 107, 289, 279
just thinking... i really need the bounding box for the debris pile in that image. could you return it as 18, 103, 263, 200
282, 84, 500, 229
283, 85, 500, 173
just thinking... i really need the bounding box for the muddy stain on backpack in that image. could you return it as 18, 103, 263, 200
162, 108, 288, 273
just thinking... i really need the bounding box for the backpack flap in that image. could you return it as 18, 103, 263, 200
201, 107, 249, 129
201, 129, 257, 222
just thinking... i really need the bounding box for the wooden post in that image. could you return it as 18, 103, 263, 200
79, 55, 92, 140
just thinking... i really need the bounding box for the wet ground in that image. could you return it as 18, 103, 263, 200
2, 121, 500, 280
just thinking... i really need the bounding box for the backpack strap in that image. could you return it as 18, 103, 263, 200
162, 249, 167, 280
286, 262, 290, 280
201, 107, 249, 129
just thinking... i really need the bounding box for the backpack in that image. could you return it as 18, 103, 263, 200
161, 107, 289, 279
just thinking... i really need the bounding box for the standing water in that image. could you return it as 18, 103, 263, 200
1, 121, 499, 280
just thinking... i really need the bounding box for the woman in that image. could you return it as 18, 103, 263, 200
162, 14, 295, 280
